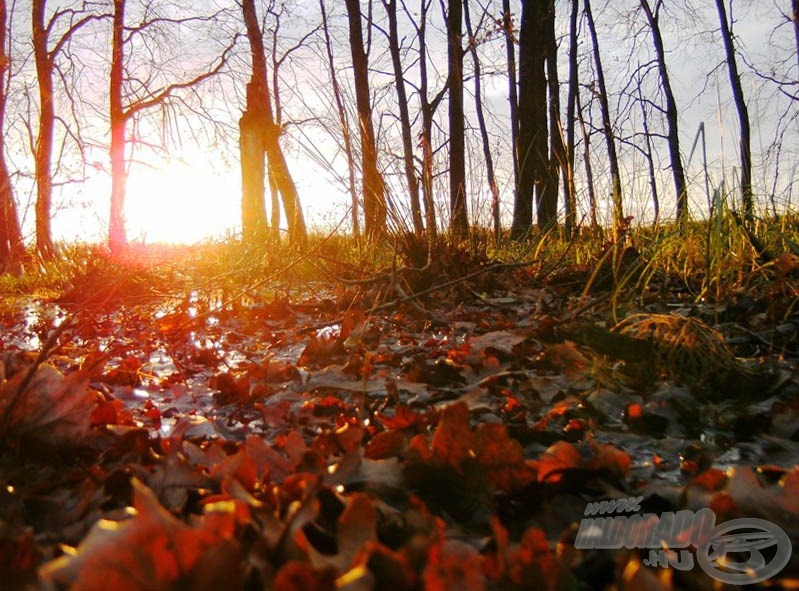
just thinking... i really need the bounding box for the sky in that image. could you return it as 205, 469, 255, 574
9, 0, 798, 244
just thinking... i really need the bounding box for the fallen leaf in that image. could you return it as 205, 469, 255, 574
39, 478, 238, 590
0, 357, 104, 448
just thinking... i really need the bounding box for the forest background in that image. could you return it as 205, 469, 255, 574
0, 0, 796, 259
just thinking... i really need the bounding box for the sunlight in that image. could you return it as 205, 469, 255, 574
124, 164, 240, 244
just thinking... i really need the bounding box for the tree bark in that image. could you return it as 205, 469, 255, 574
464, 0, 500, 243
345, 0, 386, 241
240, 89, 268, 242
640, 0, 687, 224
584, 0, 623, 228
446, 0, 468, 240
715, 0, 752, 216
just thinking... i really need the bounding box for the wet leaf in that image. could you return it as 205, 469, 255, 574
0, 357, 104, 448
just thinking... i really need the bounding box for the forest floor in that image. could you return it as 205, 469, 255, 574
0, 233, 798, 590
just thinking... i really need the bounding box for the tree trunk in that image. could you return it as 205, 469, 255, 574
564, 0, 579, 236
239, 93, 268, 242
385, 0, 423, 236
502, 0, 519, 192
584, 0, 623, 229
418, 0, 438, 240
345, 0, 386, 241
446, 0, 468, 240
0, 0, 23, 271
320, 0, 359, 239
108, 0, 127, 254
32, 0, 54, 259
715, 0, 752, 216
511, 0, 548, 238
241, 0, 306, 245
542, 0, 560, 231
640, 0, 687, 224
464, 0, 500, 243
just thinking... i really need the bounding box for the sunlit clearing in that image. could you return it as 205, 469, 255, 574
125, 165, 239, 244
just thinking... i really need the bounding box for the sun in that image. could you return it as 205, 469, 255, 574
124, 163, 240, 244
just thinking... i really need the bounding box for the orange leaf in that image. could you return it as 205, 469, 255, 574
39, 479, 237, 590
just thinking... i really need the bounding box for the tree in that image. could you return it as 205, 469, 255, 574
446, 0, 469, 240
320, 0, 359, 238
584, 0, 623, 229
464, 0, 500, 243
32, 1, 102, 260
344, 0, 386, 241
639, 0, 688, 224
108, 0, 233, 253
240, 0, 307, 245
563, 0, 579, 236
543, 0, 562, 231
384, 0, 423, 236
502, 0, 520, 193
716, 0, 752, 216
0, 0, 23, 271
407, 0, 444, 240
511, 0, 550, 238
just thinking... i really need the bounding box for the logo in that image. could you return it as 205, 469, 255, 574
575, 498, 792, 585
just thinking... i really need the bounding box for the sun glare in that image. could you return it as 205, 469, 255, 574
124, 165, 240, 244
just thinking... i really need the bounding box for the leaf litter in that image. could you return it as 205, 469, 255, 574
0, 255, 797, 590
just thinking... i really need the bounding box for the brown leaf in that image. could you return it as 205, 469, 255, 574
0, 358, 104, 448
39, 479, 238, 590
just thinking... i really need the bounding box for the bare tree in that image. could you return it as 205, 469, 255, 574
384, 0, 423, 236
502, 0, 519, 192
576, 86, 598, 227
344, 0, 386, 241
320, 0, 359, 238
108, 0, 234, 253
584, 0, 623, 229
240, 0, 307, 245
511, 0, 551, 237
639, 0, 687, 224
715, 0, 752, 216
635, 64, 660, 223
0, 0, 23, 271
404, 0, 444, 240
543, 0, 561, 230
464, 0, 500, 243
564, 0, 579, 235
445, 0, 469, 240
32, 1, 103, 259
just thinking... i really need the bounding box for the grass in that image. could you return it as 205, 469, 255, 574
0, 209, 796, 315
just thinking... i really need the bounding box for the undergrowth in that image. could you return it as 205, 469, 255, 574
0, 210, 796, 313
